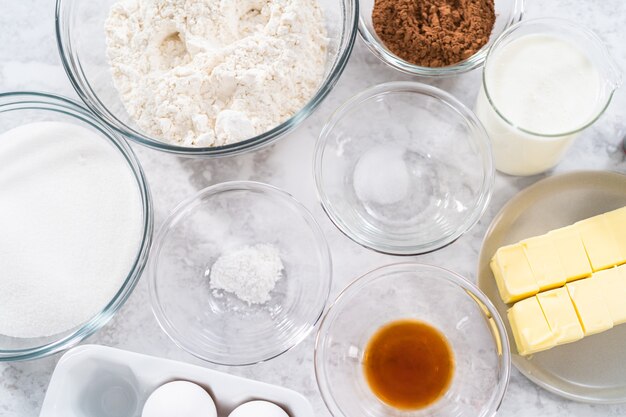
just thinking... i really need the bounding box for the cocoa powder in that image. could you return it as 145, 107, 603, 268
372, 0, 496, 67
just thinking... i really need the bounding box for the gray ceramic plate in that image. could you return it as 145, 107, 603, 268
478, 170, 626, 404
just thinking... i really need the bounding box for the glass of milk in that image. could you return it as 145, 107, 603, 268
475, 18, 621, 176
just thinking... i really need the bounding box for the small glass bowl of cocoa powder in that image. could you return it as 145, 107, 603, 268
360, 0, 524, 76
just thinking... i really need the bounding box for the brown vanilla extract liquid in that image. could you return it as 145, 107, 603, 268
363, 319, 454, 410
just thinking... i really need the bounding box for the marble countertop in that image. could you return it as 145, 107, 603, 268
1, 0, 626, 416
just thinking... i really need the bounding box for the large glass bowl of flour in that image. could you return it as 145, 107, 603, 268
0, 92, 153, 361
55, 0, 359, 156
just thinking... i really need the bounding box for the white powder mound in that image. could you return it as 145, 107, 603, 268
0, 122, 143, 338
353, 145, 410, 205
209, 244, 284, 305
105, 0, 328, 147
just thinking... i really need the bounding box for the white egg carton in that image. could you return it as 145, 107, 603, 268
39, 345, 314, 417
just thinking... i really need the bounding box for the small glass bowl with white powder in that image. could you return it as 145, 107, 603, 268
314, 82, 494, 255
148, 181, 331, 366
56, 0, 358, 156
0, 92, 152, 361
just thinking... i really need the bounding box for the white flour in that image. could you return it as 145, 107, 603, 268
0, 122, 143, 338
105, 0, 328, 147
209, 244, 284, 305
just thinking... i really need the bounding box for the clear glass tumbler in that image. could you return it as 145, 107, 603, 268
475, 18, 621, 176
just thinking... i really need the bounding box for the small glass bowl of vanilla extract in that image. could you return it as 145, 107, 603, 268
314, 263, 510, 417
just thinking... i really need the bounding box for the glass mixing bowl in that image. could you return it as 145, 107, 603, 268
149, 181, 332, 366
0, 92, 153, 361
358, 0, 524, 76
314, 82, 494, 255
55, 0, 358, 156
315, 263, 510, 417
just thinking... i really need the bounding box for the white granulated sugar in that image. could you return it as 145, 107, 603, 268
0, 122, 143, 338
105, 0, 328, 147
209, 244, 284, 305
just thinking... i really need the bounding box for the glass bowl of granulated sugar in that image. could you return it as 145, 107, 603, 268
0, 92, 153, 361
55, 0, 358, 156
148, 181, 332, 365
358, 0, 524, 76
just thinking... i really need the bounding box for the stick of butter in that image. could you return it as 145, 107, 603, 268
508, 264, 626, 356
491, 206, 626, 304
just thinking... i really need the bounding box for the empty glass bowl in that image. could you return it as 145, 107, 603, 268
314, 263, 510, 417
0, 92, 152, 361
55, 0, 358, 156
149, 181, 332, 366
314, 82, 494, 255
358, 0, 524, 76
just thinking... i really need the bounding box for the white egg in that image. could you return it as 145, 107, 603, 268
142, 381, 217, 417
228, 400, 289, 417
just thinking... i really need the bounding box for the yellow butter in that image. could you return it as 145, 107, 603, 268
547, 226, 592, 282
604, 207, 626, 266
595, 266, 626, 325
537, 287, 584, 345
522, 234, 567, 290
576, 214, 623, 272
490, 244, 538, 304
566, 278, 613, 336
507, 296, 555, 356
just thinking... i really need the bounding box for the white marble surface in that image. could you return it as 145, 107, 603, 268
1, 1, 626, 416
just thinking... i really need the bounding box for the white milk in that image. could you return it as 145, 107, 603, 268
475, 34, 602, 176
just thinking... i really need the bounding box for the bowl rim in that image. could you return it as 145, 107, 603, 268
357, 0, 525, 77
314, 262, 511, 417
54, 0, 360, 157
0, 91, 153, 362
148, 180, 333, 366
313, 81, 495, 256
